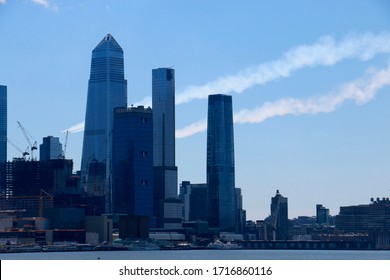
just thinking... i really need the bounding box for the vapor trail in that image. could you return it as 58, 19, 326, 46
175, 32, 390, 105
62, 121, 85, 133
176, 64, 390, 138
66, 32, 390, 134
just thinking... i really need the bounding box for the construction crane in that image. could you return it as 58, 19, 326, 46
59, 130, 69, 159
9, 189, 53, 230
7, 138, 29, 159
17, 121, 38, 161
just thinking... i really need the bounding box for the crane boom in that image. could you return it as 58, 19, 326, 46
7, 138, 29, 159
62, 130, 69, 159
17, 121, 38, 160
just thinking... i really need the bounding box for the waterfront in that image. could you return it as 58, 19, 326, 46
1, 249, 390, 260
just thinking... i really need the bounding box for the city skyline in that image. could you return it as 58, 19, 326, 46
1, 1, 390, 220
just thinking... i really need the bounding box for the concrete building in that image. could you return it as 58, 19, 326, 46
336, 197, 390, 233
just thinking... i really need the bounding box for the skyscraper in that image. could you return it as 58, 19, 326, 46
270, 190, 289, 240
316, 204, 330, 225
112, 106, 155, 226
40, 136, 62, 161
0, 85, 6, 164
207, 94, 236, 232
152, 68, 181, 228
81, 34, 127, 213
0, 85, 6, 191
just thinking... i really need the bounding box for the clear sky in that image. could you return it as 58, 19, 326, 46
1, 0, 390, 220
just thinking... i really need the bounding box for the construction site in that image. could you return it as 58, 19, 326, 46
0, 122, 110, 246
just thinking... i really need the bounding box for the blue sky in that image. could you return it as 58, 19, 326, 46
1, 0, 390, 220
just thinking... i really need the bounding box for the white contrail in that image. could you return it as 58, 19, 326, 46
135, 31, 390, 106
176, 32, 390, 104
62, 121, 84, 133
176, 64, 390, 138
67, 32, 390, 136
175, 119, 207, 139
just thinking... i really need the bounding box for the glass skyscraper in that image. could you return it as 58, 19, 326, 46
207, 94, 236, 231
81, 34, 127, 213
270, 190, 288, 240
0, 85, 6, 191
40, 136, 62, 161
152, 68, 181, 228
112, 106, 155, 227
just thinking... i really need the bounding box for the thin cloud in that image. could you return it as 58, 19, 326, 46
0, 0, 7, 5
175, 119, 207, 139
31, 0, 58, 11
135, 31, 390, 106
176, 64, 390, 138
176, 32, 390, 105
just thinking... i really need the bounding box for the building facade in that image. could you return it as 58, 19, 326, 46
270, 190, 289, 240
152, 68, 181, 228
207, 94, 236, 232
80, 34, 127, 213
235, 188, 246, 234
40, 136, 62, 161
180, 181, 208, 222
112, 106, 155, 227
336, 198, 390, 233
316, 204, 330, 225
0, 85, 6, 192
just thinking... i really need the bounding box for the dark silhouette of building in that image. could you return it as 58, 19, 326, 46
180, 181, 208, 222
270, 190, 289, 240
316, 204, 330, 225
336, 198, 390, 233
119, 216, 149, 239
112, 106, 155, 226
81, 34, 127, 213
207, 94, 236, 232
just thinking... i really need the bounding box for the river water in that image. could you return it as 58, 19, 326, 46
1, 249, 390, 260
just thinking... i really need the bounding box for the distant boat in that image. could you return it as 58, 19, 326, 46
112, 238, 160, 251
206, 240, 242, 250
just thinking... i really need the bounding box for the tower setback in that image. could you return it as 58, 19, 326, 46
80, 34, 127, 213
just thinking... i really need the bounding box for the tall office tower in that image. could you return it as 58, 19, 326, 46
112, 106, 155, 227
152, 68, 182, 228
270, 190, 289, 240
0, 86, 6, 163
81, 34, 127, 213
40, 136, 62, 161
207, 94, 236, 232
0, 85, 6, 192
